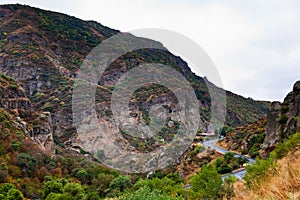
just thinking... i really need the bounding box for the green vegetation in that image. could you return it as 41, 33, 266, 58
217, 125, 233, 137
120, 186, 182, 200
245, 132, 300, 189
213, 152, 248, 174
279, 114, 288, 124
190, 165, 223, 199
244, 153, 277, 189
0, 183, 24, 200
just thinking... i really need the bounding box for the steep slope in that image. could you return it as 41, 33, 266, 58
262, 81, 300, 150
218, 80, 300, 158
233, 145, 300, 200
0, 4, 269, 151
0, 73, 54, 153
217, 118, 266, 157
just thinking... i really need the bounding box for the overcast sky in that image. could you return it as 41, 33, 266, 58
2, 0, 300, 101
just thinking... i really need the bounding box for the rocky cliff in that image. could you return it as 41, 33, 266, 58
0, 74, 54, 154
218, 81, 300, 158
262, 81, 300, 149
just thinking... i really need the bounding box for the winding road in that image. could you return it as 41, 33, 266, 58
202, 139, 255, 180
182, 138, 255, 189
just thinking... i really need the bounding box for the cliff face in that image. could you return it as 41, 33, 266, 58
262, 81, 300, 149
0, 74, 54, 154
217, 81, 300, 158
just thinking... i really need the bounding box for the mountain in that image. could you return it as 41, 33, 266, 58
0, 4, 269, 146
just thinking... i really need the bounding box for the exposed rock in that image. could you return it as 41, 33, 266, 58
0, 74, 55, 154
29, 111, 55, 154
262, 102, 282, 148
262, 81, 300, 150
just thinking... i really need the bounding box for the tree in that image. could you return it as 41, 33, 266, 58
0, 184, 24, 200
45, 193, 62, 200
0, 194, 5, 200
133, 177, 185, 197
0, 183, 15, 195
43, 180, 63, 198
109, 175, 132, 195
76, 169, 89, 184
91, 173, 114, 197
6, 188, 24, 200
17, 153, 38, 176
190, 165, 223, 199
224, 152, 235, 163
86, 192, 101, 200
63, 182, 85, 199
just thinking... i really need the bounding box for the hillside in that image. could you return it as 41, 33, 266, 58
0, 4, 269, 142
233, 137, 300, 200
219, 81, 300, 158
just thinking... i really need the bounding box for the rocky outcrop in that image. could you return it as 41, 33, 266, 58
28, 111, 55, 154
263, 102, 282, 148
262, 81, 300, 149
0, 74, 54, 154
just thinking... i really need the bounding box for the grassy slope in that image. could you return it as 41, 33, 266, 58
233, 149, 300, 199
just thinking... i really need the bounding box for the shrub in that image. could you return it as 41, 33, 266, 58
91, 173, 114, 197
190, 165, 223, 199
279, 114, 288, 124
120, 186, 182, 200
8, 84, 18, 90
10, 140, 21, 151
224, 152, 235, 163
249, 144, 260, 158
132, 177, 185, 198
244, 153, 277, 189
274, 132, 300, 158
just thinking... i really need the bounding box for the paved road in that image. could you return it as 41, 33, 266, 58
202, 139, 255, 180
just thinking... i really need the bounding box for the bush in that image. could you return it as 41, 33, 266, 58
279, 114, 288, 124
249, 144, 260, 158
224, 152, 235, 163
132, 177, 185, 198
190, 165, 223, 199
8, 84, 18, 90
0, 183, 15, 196
91, 173, 114, 197
274, 132, 300, 158
120, 186, 182, 200
217, 163, 233, 174
244, 153, 277, 189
